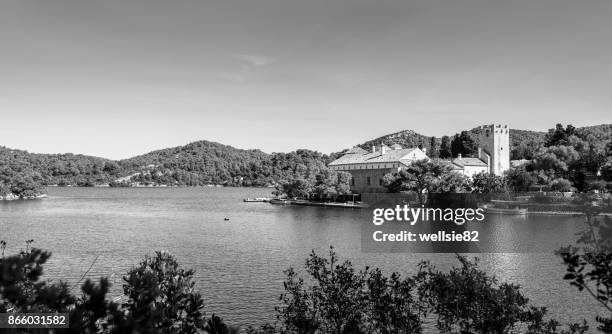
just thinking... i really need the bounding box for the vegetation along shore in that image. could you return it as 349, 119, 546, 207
1, 123, 611, 201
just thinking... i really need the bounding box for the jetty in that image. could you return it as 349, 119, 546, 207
268, 198, 366, 209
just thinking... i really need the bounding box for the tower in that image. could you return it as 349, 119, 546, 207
477, 124, 510, 175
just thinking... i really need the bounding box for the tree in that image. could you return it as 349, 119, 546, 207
278, 178, 314, 199
382, 159, 469, 205
313, 169, 338, 199
439, 136, 452, 159
278, 169, 351, 200
335, 171, 352, 195
204, 314, 239, 334
0, 241, 591, 334
122, 251, 207, 333
546, 123, 576, 147
472, 172, 507, 193
550, 178, 574, 192
428, 137, 439, 158
558, 196, 612, 333
529, 146, 580, 178
505, 166, 537, 192
417, 255, 588, 334
275, 247, 422, 334
451, 131, 478, 157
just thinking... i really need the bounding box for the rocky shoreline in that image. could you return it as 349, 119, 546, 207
0, 193, 47, 201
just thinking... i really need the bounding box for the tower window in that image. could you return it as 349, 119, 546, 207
367, 177, 371, 186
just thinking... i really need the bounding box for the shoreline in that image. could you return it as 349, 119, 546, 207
0, 194, 47, 201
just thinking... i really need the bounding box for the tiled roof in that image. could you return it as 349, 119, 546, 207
345, 146, 368, 154
451, 157, 488, 167
329, 148, 422, 166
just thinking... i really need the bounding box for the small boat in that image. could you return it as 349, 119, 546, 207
269, 199, 291, 205
481, 200, 527, 215
243, 197, 271, 203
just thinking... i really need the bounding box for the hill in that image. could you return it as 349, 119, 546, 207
0, 146, 120, 186
351, 124, 610, 160
352, 127, 547, 160
118, 140, 331, 187
2, 123, 610, 194
358, 130, 433, 152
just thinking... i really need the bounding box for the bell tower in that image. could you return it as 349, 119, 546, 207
477, 124, 510, 175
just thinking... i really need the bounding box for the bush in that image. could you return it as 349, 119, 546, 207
0, 242, 595, 334
0, 241, 219, 334
415, 255, 587, 334
550, 178, 574, 192
275, 246, 421, 334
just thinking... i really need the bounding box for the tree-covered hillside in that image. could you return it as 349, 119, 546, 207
359, 130, 432, 153
0, 142, 335, 190
354, 128, 549, 160
1, 124, 610, 196
0, 146, 120, 197
353, 125, 610, 161
119, 141, 332, 187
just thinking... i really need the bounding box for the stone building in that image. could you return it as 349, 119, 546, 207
328, 144, 428, 193
451, 124, 511, 177
450, 154, 489, 177
329, 124, 511, 194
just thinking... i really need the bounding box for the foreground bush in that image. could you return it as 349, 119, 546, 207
0, 243, 233, 333
0, 241, 595, 333
247, 247, 587, 334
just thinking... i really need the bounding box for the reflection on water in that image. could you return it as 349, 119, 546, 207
0, 187, 603, 328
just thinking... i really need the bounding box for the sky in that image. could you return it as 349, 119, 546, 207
1, 0, 611, 159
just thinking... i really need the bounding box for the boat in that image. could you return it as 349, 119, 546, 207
269, 198, 291, 205
481, 200, 527, 215
289, 200, 366, 209
268, 198, 366, 208
243, 197, 272, 202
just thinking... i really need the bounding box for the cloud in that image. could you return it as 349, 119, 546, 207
234, 53, 275, 67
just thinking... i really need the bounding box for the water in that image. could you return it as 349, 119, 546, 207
0, 187, 599, 329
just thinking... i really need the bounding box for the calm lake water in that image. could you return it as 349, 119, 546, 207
0, 187, 599, 329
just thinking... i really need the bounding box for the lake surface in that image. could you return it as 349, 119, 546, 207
0, 187, 599, 329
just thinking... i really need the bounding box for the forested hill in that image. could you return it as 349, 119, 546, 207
359, 130, 433, 153
356, 128, 547, 159
1, 141, 334, 190
0, 146, 122, 197
118, 141, 332, 186
355, 124, 611, 160
1, 123, 610, 193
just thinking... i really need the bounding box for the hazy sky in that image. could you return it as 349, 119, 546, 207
1, 0, 611, 159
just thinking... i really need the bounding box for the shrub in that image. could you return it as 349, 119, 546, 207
0, 242, 212, 334
550, 178, 574, 192
275, 246, 421, 334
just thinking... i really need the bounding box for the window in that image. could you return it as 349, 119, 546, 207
366, 176, 371, 186
379, 178, 383, 186
351, 178, 355, 186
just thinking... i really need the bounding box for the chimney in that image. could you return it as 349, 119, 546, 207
458, 153, 462, 160
381, 146, 387, 155
478, 147, 482, 159
372, 145, 376, 153
421, 147, 427, 154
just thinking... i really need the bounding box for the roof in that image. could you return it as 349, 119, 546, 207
345, 146, 368, 154
451, 157, 488, 168
329, 147, 423, 166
